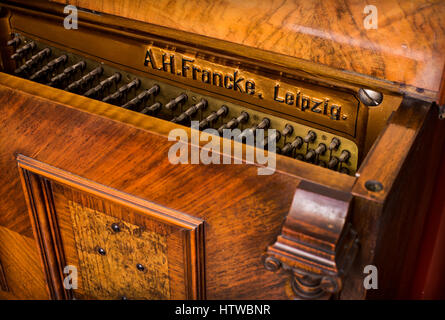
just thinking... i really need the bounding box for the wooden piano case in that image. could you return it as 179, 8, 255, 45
0, 1, 444, 300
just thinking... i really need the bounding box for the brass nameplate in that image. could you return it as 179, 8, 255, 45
144, 46, 360, 136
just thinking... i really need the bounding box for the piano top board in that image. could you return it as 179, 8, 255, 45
48, 0, 445, 105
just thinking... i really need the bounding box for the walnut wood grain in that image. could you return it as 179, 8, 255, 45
45, 0, 445, 101
0, 75, 307, 299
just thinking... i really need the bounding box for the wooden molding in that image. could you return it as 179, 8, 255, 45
263, 180, 359, 299
0, 259, 8, 292
17, 154, 205, 299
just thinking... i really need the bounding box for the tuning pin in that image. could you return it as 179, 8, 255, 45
140, 102, 162, 116
14, 48, 51, 76
314, 143, 327, 155
281, 136, 303, 155
121, 84, 160, 110
263, 131, 281, 149
199, 105, 228, 130
103, 78, 141, 104
64, 66, 103, 92
281, 124, 294, 138
7, 36, 21, 48
256, 118, 271, 131
305, 149, 316, 162
84, 72, 121, 98
48, 60, 86, 87
303, 130, 316, 143
171, 99, 207, 124
329, 137, 341, 151
11, 41, 36, 60
338, 150, 351, 163
218, 111, 249, 135
165, 93, 188, 111
239, 117, 270, 140
328, 156, 339, 169
29, 55, 67, 81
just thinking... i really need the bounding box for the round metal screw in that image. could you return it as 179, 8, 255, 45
111, 223, 121, 233
97, 247, 106, 256
365, 180, 383, 192
136, 263, 145, 272
358, 88, 383, 107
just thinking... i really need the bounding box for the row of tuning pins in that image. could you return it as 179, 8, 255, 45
6, 36, 159, 109
280, 132, 351, 173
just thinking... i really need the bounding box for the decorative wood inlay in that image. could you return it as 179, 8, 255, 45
17, 154, 205, 300
264, 180, 359, 299
68, 201, 170, 300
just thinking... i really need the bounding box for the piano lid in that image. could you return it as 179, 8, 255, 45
7, 0, 445, 104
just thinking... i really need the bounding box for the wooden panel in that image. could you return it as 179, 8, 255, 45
48, 0, 445, 99
18, 155, 205, 299
66, 200, 170, 300
0, 225, 49, 299
343, 98, 445, 299
0, 72, 321, 299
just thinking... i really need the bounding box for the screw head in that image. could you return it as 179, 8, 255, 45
136, 263, 145, 272
365, 180, 383, 192
111, 223, 121, 233
358, 88, 383, 107
97, 247, 106, 256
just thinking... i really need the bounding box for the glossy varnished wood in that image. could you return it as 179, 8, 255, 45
0, 74, 310, 299
18, 155, 205, 299
47, 0, 445, 101
0, 70, 442, 299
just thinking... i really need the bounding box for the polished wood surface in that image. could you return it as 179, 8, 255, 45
49, 0, 445, 101
0, 71, 442, 299
0, 0, 444, 299
0, 74, 304, 299
18, 155, 205, 299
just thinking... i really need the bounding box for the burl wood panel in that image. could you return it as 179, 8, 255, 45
68, 201, 170, 300
18, 156, 206, 299
50, 0, 445, 99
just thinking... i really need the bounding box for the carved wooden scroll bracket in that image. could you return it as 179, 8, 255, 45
263, 181, 359, 300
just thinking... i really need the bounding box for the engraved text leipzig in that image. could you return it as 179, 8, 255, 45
144, 48, 343, 121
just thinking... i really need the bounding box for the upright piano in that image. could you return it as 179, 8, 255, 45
0, 0, 444, 299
